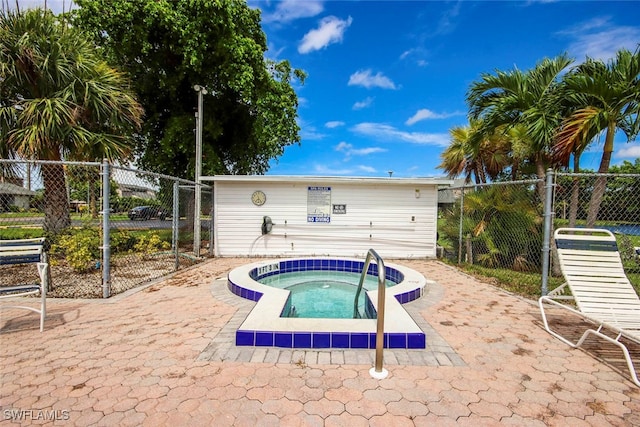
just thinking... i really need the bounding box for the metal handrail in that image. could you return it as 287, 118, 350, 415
354, 249, 387, 377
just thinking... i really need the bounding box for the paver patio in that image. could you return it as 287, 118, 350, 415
2, 258, 640, 425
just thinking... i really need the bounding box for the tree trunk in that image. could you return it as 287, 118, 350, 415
586, 124, 615, 228
568, 155, 580, 228
510, 161, 519, 181
42, 162, 71, 234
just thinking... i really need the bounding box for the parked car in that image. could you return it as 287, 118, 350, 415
128, 206, 168, 221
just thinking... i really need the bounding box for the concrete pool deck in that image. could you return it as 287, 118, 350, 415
2, 258, 640, 425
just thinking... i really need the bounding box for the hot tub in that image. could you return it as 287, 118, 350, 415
227, 258, 429, 349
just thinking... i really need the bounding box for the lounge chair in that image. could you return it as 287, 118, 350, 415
0, 238, 49, 332
539, 227, 640, 386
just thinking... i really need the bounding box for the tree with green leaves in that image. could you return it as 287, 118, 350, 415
466, 54, 573, 198
0, 8, 142, 233
438, 120, 512, 184
74, 0, 305, 179
553, 48, 640, 227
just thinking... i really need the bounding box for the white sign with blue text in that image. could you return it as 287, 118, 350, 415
307, 186, 331, 223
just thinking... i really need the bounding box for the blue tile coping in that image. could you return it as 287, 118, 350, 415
227, 258, 430, 349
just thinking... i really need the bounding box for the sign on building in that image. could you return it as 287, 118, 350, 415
332, 204, 346, 214
307, 186, 331, 223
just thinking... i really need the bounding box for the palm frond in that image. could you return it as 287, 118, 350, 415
552, 107, 602, 166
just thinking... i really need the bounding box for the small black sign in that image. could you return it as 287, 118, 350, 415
333, 204, 347, 214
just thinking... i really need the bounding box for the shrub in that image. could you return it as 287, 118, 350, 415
440, 185, 543, 271
134, 231, 170, 255
50, 227, 101, 273
111, 230, 136, 253
49, 228, 155, 272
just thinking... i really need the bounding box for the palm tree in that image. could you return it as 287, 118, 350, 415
438, 120, 511, 184
439, 124, 481, 184
0, 9, 142, 233
505, 123, 535, 180
466, 54, 573, 199
553, 48, 640, 227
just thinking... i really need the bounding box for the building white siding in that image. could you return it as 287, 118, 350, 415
210, 177, 448, 258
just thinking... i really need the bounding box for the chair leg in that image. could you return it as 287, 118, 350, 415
540, 297, 640, 387
37, 263, 48, 333
577, 329, 640, 387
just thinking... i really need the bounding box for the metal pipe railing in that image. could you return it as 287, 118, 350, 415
354, 249, 388, 379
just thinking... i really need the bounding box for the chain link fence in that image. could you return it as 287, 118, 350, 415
0, 159, 211, 298
438, 179, 545, 269
553, 172, 640, 292
4, 160, 640, 299
438, 171, 640, 296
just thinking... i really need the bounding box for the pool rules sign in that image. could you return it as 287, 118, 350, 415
307, 186, 331, 223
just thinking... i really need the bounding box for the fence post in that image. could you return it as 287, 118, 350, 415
209, 187, 214, 256
541, 168, 554, 296
458, 189, 465, 265
172, 180, 180, 271
101, 159, 111, 298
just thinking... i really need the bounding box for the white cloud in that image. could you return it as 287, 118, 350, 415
436, 1, 461, 36
357, 165, 377, 173
298, 15, 353, 54
558, 17, 640, 61
313, 164, 356, 175
348, 69, 397, 90
335, 142, 351, 151
615, 144, 640, 159
400, 47, 429, 67
298, 118, 325, 140
524, 0, 560, 5
351, 122, 450, 146
399, 48, 429, 67
560, 17, 611, 34
335, 142, 387, 158
325, 121, 345, 128
353, 97, 374, 110
400, 49, 413, 60
405, 109, 464, 125
312, 163, 378, 176
266, 43, 286, 60
262, 0, 324, 23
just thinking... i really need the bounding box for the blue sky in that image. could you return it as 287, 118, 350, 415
12, 0, 640, 178
249, 0, 640, 178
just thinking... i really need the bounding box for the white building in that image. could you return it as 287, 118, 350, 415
0, 182, 36, 212
204, 176, 451, 258
115, 183, 157, 200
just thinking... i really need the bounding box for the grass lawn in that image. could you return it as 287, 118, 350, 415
451, 262, 565, 299
452, 256, 640, 299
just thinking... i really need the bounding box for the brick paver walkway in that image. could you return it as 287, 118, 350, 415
2, 258, 639, 425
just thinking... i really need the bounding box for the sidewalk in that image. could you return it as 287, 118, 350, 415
2, 258, 639, 426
